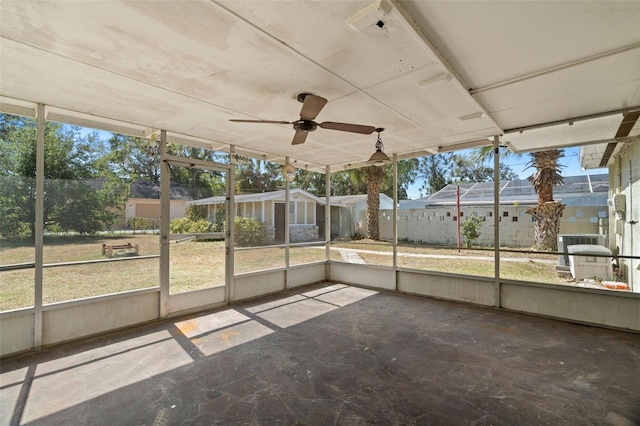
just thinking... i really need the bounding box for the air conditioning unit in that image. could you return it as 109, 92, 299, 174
557, 234, 605, 266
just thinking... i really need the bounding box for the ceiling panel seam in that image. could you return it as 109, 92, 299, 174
390, 0, 499, 132
0, 35, 247, 118
209, 0, 363, 99
503, 107, 638, 134
470, 42, 640, 96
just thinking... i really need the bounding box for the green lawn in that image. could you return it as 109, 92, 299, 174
2, 236, 570, 311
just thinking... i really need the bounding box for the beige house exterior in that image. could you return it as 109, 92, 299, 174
188, 188, 325, 243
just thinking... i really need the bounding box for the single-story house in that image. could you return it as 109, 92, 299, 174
125, 181, 193, 226
581, 140, 639, 292
389, 174, 609, 247
323, 194, 394, 239
188, 188, 325, 243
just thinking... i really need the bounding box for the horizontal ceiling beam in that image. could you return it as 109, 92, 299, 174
470, 42, 640, 96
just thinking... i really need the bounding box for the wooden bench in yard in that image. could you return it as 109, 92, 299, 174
102, 243, 139, 258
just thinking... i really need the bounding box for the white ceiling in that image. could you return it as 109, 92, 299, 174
1, 0, 639, 172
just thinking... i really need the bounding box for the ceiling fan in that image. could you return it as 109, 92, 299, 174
229, 93, 376, 145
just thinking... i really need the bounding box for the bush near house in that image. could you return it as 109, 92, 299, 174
169, 217, 214, 234
461, 213, 483, 248
234, 216, 267, 247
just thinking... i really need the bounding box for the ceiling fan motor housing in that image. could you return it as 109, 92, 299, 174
293, 119, 317, 132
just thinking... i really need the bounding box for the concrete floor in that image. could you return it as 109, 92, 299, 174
1, 282, 639, 425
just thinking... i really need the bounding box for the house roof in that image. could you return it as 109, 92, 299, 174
188, 188, 325, 206
1, 1, 638, 172
324, 194, 394, 208
129, 181, 192, 201
402, 174, 609, 207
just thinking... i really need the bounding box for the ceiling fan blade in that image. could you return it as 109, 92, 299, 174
291, 130, 308, 145
299, 94, 328, 120
318, 122, 376, 134
229, 119, 291, 124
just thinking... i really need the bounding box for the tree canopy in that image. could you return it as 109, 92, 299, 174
0, 115, 127, 238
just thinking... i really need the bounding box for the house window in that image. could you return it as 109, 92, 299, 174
453, 216, 458, 221
296, 201, 304, 224
446, 212, 451, 217
512, 216, 518, 222
503, 211, 509, 217
487, 211, 493, 217
306, 203, 315, 224
289, 201, 296, 224
459, 212, 464, 217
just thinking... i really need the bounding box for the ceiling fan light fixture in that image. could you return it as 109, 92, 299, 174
367, 128, 391, 166
282, 163, 296, 182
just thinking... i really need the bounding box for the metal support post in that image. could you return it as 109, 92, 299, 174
159, 130, 170, 317
34, 104, 45, 348
493, 136, 501, 308
325, 166, 331, 278
284, 158, 290, 289
227, 146, 236, 302
393, 154, 398, 290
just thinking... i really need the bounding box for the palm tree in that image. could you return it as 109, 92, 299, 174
524, 150, 565, 250
365, 165, 385, 240
471, 147, 565, 250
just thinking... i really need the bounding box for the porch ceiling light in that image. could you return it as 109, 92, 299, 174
367, 128, 391, 167
282, 163, 296, 182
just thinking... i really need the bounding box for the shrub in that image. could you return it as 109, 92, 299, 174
461, 213, 483, 248
234, 216, 267, 247
185, 205, 207, 221
170, 217, 213, 234
212, 209, 225, 232
128, 217, 156, 233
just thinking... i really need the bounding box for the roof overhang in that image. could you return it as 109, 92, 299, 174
1, 1, 639, 172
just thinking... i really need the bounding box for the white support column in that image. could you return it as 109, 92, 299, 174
284, 158, 291, 289
159, 130, 170, 317
34, 104, 45, 349
393, 154, 398, 285
493, 136, 501, 308
227, 146, 236, 303
325, 166, 331, 264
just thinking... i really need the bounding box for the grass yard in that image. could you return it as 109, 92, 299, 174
0, 235, 331, 310
337, 240, 561, 284
1, 235, 572, 311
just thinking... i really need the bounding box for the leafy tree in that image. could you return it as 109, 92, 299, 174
102, 134, 226, 200
418, 154, 452, 196
235, 159, 282, 194
450, 154, 517, 183
291, 169, 327, 196
417, 152, 517, 197
0, 114, 127, 238
169, 144, 226, 199
101, 134, 160, 182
